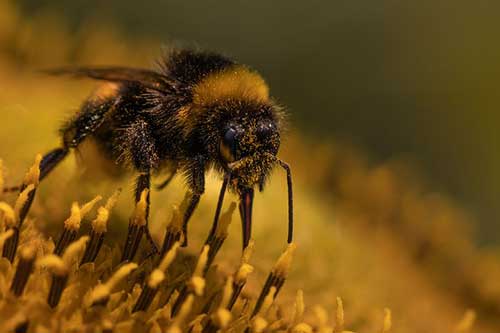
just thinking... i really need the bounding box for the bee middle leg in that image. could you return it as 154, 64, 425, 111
135, 172, 159, 255
120, 120, 160, 261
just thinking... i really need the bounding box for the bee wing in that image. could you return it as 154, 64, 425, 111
44, 66, 175, 92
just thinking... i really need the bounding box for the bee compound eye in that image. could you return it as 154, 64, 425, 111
220, 127, 238, 162
223, 127, 237, 148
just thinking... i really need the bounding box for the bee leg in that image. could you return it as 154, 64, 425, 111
181, 156, 206, 247
121, 121, 160, 261
206, 173, 230, 241
2, 100, 113, 261
39, 148, 69, 182
3, 98, 115, 194
3, 148, 69, 194
155, 169, 176, 190
43, 98, 112, 179
135, 172, 160, 256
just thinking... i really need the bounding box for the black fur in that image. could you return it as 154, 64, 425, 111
160, 49, 235, 86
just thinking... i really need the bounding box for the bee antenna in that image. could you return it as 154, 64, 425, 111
263, 153, 294, 244
277, 159, 294, 244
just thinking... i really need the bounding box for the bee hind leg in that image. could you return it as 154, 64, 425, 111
2, 97, 113, 193
2, 148, 69, 193
39, 148, 69, 181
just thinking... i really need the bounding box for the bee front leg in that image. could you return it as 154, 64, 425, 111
181, 156, 206, 247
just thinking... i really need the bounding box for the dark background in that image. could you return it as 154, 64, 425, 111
17, 0, 500, 244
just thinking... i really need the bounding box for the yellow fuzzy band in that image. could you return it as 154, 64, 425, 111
192, 66, 269, 107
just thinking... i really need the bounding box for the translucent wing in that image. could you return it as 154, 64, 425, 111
44, 66, 175, 92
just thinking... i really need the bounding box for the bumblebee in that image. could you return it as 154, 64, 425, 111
12, 48, 293, 251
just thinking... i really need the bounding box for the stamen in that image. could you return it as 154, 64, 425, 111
80, 195, 102, 216
171, 245, 210, 316
455, 309, 475, 333
14, 154, 42, 240
0, 223, 18, 262
291, 290, 305, 325
167, 294, 195, 333
81, 190, 121, 265
41, 236, 89, 308
0, 159, 4, 196
22, 154, 41, 188
250, 316, 267, 333
204, 202, 236, 273
291, 323, 313, 333
313, 305, 331, 332
382, 308, 392, 333
10, 244, 37, 297
334, 297, 344, 333
132, 242, 180, 313
121, 189, 148, 262
55, 196, 99, 256
252, 243, 296, 318
0, 202, 16, 228
2, 179, 37, 262
160, 204, 184, 257
87, 262, 138, 307
54, 202, 81, 256
228, 240, 255, 310
0, 229, 14, 253
188, 315, 206, 333
38, 254, 68, 308
202, 276, 235, 333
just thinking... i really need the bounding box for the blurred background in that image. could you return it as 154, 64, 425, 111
12, 0, 500, 245
2, 1, 500, 331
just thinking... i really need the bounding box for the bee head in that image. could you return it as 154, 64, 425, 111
217, 103, 281, 191
213, 101, 282, 249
